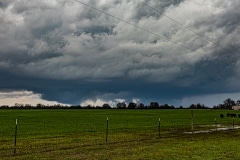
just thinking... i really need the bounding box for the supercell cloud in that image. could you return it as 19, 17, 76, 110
0, 0, 240, 106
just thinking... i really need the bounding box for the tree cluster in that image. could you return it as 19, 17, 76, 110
115, 102, 175, 109
213, 98, 240, 110
0, 98, 239, 110
0, 102, 186, 109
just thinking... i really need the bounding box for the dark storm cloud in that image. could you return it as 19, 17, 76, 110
0, 68, 197, 105
0, 0, 14, 8
134, 0, 184, 20
1, 0, 240, 106
82, 25, 114, 35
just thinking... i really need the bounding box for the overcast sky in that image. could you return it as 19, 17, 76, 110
0, 0, 240, 107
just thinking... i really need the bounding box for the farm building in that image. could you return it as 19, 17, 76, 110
232, 106, 240, 110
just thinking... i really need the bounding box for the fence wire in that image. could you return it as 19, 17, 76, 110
1, 116, 240, 157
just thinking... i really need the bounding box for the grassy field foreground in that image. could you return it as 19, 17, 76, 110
2, 131, 240, 160
1, 109, 240, 159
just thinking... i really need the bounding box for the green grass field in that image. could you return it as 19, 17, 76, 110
1, 109, 240, 159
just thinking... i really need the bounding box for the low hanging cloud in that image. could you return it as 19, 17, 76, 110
0, 0, 240, 106
80, 98, 126, 107
0, 90, 67, 106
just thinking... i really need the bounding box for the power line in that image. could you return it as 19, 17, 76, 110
72, 0, 237, 83
74, 0, 209, 60
136, 0, 237, 59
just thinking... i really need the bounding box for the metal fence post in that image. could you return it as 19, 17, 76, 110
14, 119, 18, 155
106, 117, 108, 143
158, 118, 161, 138
191, 110, 194, 134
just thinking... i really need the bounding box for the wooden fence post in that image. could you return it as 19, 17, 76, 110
215, 118, 217, 131
232, 117, 234, 129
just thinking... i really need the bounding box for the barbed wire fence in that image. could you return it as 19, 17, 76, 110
0, 115, 240, 157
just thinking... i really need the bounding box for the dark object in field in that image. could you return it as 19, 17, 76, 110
238, 114, 240, 118
227, 113, 237, 118
220, 114, 224, 119
227, 113, 231, 117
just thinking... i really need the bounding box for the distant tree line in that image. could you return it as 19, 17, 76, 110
0, 98, 239, 110
213, 98, 240, 110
